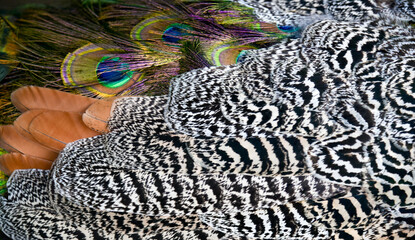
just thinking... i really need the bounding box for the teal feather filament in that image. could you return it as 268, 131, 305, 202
0, 64, 10, 81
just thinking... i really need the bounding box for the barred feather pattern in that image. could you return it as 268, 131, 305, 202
0, 96, 350, 239
234, 0, 329, 27
1, 170, 230, 239
235, 0, 415, 26
2, 94, 414, 238
199, 192, 386, 239
2, 1, 415, 239
163, 17, 415, 238
52, 140, 347, 216
166, 20, 415, 141
109, 97, 314, 176
49, 97, 348, 217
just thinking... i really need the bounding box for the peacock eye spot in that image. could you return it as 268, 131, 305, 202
236, 50, 247, 63
162, 23, 193, 44
278, 25, 296, 32
96, 56, 132, 88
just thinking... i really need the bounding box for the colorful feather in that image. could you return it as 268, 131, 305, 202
0, 148, 8, 198
61, 43, 146, 97
0, 16, 19, 82
130, 13, 195, 54
0, 169, 7, 196
4, 0, 295, 98
8, 0, 415, 239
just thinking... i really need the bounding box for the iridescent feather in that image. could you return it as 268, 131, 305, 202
7, 0, 295, 97
0, 16, 18, 82
61, 43, 147, 97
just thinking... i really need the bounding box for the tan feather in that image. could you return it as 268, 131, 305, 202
13, 110, 47, 142
0, 125, 58, 161
0, 152, 53, 176
10, 86, 97, 113
29, 111, 101, 152
82, 98, 116, 134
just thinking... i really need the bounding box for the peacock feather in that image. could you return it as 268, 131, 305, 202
2, 0, 415, 239
0, 16, 18, 82
3, 0, 296, 98
0, 148, 8, 197
0, 171, 7, 197
61, 43, 147, 97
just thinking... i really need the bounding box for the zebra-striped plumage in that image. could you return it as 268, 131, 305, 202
1, 0, 415, 239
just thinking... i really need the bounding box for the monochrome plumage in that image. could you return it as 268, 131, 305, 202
1, 0, 415, 239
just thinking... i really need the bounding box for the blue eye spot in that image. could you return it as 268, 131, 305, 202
96, 57, 132, 88
278, 25, 296, 32
162, 24, 193, 44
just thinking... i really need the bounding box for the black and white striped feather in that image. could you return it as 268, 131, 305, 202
1, 0, 415, 239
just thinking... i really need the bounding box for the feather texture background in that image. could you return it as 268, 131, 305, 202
0, 0, 415, 239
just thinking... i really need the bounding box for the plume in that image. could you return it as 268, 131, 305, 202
5, 0, 295, 98
2, 0, 415, 239
0, 86, 112, 175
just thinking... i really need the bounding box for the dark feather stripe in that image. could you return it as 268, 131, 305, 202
52, 140, 348, 216
3, 0, 415, 239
